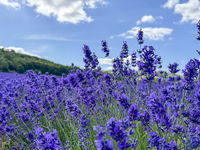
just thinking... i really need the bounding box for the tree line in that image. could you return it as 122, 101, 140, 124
0, 48, 85, 77
0, 48, 178, 81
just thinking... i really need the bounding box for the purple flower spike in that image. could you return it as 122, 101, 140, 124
101, 40, 110, 57
128, 104, 141, 122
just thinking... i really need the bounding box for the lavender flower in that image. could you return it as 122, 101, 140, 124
93, 125, 114, 150
101, 40, 110, 57
127, 104, 141, 122
168, 63, 180, 74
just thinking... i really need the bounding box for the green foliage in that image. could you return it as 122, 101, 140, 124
0, 60, 9, 72
3, 53, 13, 61
8, 60, 16, 71
0, 48, 84, 77
17, 64, 25, 73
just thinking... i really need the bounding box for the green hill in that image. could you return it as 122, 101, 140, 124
0, 47, 184, 81
0, 48, 84, 77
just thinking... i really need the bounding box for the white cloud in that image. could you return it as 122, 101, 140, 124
84, 0, 109, 9
23, 0, 108, 24
103, 66, 139, 71
116, 27, 173, 41
162, 0, 200, 24
24, 34, 89, 42
99, 56, 140, 72
181, 60, 185, 63
136, 15, 155, 25
0, 46, 40, 58
156, 16, 163, 20
98, 55, 140, 65
98, 57, 113, 65
0, 0, 21, 10
161, 0, 179, 9
110, 36, 114, 39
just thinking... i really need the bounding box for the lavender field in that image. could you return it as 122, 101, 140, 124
1, 19, 200, 150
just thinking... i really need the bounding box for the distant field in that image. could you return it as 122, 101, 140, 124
0, 69, 184, 81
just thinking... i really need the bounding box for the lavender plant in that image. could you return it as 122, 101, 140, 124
1, 20, 200, 150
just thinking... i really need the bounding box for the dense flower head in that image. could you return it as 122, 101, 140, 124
106, 117, 127, 142
116, 93, 131, 111
137, 45, 161, 82
27, 132, 34, 142
83, 44, 93, 63
131, 51, 137, 67
78, 127, 90, 142
140, 110, 150, 129
196, 19, 200, 41
168, 62, 180, 74
93, 125, 114, 150
105, 117, 133, 150
80, 114, 90, 128
91, 52, 99, 69
189, 109, 200, 124
101, 40, 110, 57
182, 59, 198, 90
137, 28, 144, 45
120, 41, 129, 59
82, 44, 99, 70
34, 127, 63, 150
147, 132, 178, 150
127, 104, 141, 121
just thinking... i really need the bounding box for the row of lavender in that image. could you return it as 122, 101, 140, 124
1, 20, 200, 150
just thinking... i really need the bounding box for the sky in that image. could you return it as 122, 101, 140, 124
0, 0, 200, 76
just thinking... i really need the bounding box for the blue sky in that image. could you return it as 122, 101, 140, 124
0, 0, 200, 76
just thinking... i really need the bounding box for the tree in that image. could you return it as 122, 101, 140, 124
3, 53, 13, 61
27, 61, 34, 70
8, 60, 16, 71
17, 64, 25, 73
0, 60, 9, 72
20, 60, 28, 71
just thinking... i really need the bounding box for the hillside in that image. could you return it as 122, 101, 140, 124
0, 47, 84, 77
0, 47, 183, 81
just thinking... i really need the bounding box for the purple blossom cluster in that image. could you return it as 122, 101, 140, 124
1, 20, 200, 150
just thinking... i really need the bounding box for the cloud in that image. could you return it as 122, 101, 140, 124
136, 15, 164, 25
116, 27, 173, 41
136, 15, 155, 25
0, 46, 40, 58
24, 34, 90, 42
98, 57, 113, 65
161, 0, 179, 9
98, 55, 140, 72
102, 66, 139, 71
98, 55, 140, 65
181, 60, 185, 63
162, 0, 200, 24
23, 0, 108, 24
0, 0, 21, 10
156, 16, 163, 20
